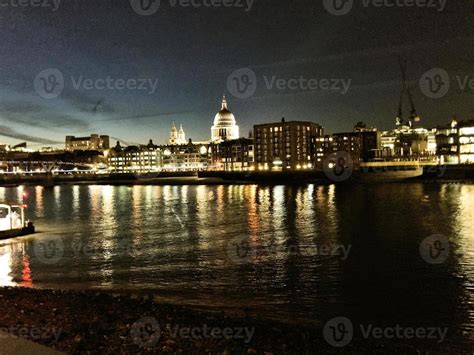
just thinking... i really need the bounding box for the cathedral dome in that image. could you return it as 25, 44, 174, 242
211, 95, 240, 142
213, 96, 236, 127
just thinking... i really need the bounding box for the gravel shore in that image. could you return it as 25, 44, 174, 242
0, 287, 470, 354
0, 287, 323, 354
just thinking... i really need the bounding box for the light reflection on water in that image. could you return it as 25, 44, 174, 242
0, 183, 472, 339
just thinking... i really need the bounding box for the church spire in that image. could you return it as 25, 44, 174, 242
221, 94, 228, 110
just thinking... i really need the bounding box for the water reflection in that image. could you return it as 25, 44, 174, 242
0, 183, 471, 340
0, 250, 14, 286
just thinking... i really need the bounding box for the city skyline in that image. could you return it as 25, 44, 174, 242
0, 1, 472, 147
0, 1, 472, 352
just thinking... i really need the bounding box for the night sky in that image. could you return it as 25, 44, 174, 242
0, 0, 472, 147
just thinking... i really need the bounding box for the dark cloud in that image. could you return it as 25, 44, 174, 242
0, 125, 62, 144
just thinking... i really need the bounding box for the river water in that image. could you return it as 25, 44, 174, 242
0, 183, 472, 348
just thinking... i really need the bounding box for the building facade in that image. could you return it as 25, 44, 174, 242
436, 118, 474, 164
380, 127, 436, 158
315, 131, 379, 169
66, 134, 110, 151
254, 119, 323, 171
161, 141, 212, 171
107, 140, 162, 173
210, 138, 254, 171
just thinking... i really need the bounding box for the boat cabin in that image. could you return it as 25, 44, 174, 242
0, 204, 26, 232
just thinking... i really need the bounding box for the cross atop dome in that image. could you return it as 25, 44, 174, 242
221, 95, 228, 110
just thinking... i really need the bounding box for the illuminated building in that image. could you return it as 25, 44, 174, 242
436, 118, 474, 164
210, 138, 254, 171
336, 131, 379, 162
315, 128, 380, 169
167, 123, 187, 145
380, 126, 437, 158
108, 140, 162, 173
314, 136, 335, 167
66, 134, 110, 151
211, 95, 240, 142
109, 136, 212, 173
161, 141, 211, 171
254, 118, 323, 171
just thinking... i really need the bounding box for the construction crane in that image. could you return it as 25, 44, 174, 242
396, 58, 421, 127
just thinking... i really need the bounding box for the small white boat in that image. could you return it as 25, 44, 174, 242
0, 203, 35, 239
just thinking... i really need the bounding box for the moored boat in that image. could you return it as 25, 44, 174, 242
0, 203, 35, 239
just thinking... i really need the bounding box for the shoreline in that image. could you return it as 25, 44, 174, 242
1, 177, 474, 187
1, 165, 474, 186
0, 287, 470, 353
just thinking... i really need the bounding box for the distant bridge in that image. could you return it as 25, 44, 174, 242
0, 160, 99, 174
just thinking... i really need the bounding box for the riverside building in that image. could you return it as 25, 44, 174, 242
436, 118, 474, 164
66, 134, 110, 151
107, 140, 162, 173
254, 118, 323, 171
